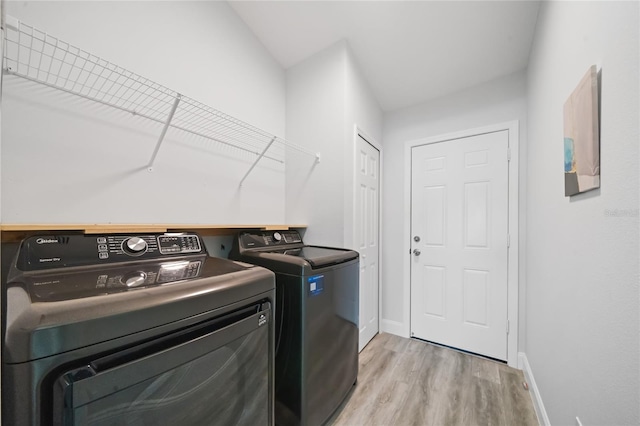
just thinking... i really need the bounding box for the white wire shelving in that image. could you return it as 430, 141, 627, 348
1, 16, 320, 185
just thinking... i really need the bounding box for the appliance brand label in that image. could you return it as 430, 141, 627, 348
39, 257, 61, 263
308, 275, 325, 296
33, 280, 60, 286
36, 238, 59, 244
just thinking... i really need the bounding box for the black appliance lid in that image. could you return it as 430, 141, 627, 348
264, 246, 358, 268
229, 230, 359, 272
8, 254, 247, 302
3, 255, 275, 363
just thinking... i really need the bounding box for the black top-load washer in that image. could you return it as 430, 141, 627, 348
2, 232, 275, 426
229, 230, 359, 426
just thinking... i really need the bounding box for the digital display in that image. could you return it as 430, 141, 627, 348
158, 234, 201, 254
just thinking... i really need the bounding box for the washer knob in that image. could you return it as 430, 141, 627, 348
123, 237, 148, 255
122, 271, 148, 287
273, 232, 282, 242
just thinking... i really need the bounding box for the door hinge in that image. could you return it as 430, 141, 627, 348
507, 320, 510, 334
507, 147, 511, 162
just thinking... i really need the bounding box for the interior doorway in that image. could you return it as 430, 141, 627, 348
410, 130, 509, 360
404, 122, 520, 366
355, 133, 380, 352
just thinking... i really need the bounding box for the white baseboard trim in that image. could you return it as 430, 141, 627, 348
518, 352, 550, 426
380, 319, 406, 337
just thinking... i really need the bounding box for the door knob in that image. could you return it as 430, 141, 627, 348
413, 249, 421, 256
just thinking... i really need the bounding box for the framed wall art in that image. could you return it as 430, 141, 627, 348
563, 65, 600, 196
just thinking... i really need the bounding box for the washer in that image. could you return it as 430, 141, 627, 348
229, 230, 359, 426
2, 232, 275, 426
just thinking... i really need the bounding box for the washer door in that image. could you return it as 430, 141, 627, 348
52, 303, 272, 426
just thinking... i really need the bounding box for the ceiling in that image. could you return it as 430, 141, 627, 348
229, 1, 541, 112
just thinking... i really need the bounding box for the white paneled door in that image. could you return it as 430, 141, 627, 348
356, 135, 380, 352
410, 131, 509, 361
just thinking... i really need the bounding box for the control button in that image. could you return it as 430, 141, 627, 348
123, 237, 148, 256
99, 252, 109, 259
121, 271, 148, 288
98, 244, 108, 251
97, 237, 107, 244
273, 232, 282, 242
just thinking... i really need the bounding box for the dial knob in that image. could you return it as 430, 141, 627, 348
122, 271, 148, 287
123, 237, 148, 256
273, 232, 282, 242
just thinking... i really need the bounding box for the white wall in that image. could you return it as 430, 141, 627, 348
285, 42, 347, 245
525, 2, 639, 425
382, 71, 528, 341
343, 45, 383, 250
285, 41, 381, 247
2, 1, 287, 224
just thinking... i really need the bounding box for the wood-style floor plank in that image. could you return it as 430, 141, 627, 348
327, 333, 539, 426
500, 369, 540, 426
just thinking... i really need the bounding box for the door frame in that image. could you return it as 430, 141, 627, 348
403, 121, 519, 367
352, 124, 382, 351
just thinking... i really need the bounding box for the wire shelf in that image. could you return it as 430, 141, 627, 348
2, 16, 319, 183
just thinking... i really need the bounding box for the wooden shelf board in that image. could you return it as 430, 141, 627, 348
0, 224, 306, 239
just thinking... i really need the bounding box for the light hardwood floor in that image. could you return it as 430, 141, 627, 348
328, 333, 539, 426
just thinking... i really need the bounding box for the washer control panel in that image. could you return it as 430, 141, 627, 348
239, 230, 303, 249
102, 235, 160, 260
17, 233, 205, 271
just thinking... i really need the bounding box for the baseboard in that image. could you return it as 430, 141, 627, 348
518, 352, 550, 426
380, 319, 406, 337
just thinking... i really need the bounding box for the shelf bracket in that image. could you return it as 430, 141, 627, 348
239, 136, 277, 187
148, 94, 182, 171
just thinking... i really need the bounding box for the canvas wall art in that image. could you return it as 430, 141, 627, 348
563, 65, 600, 196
